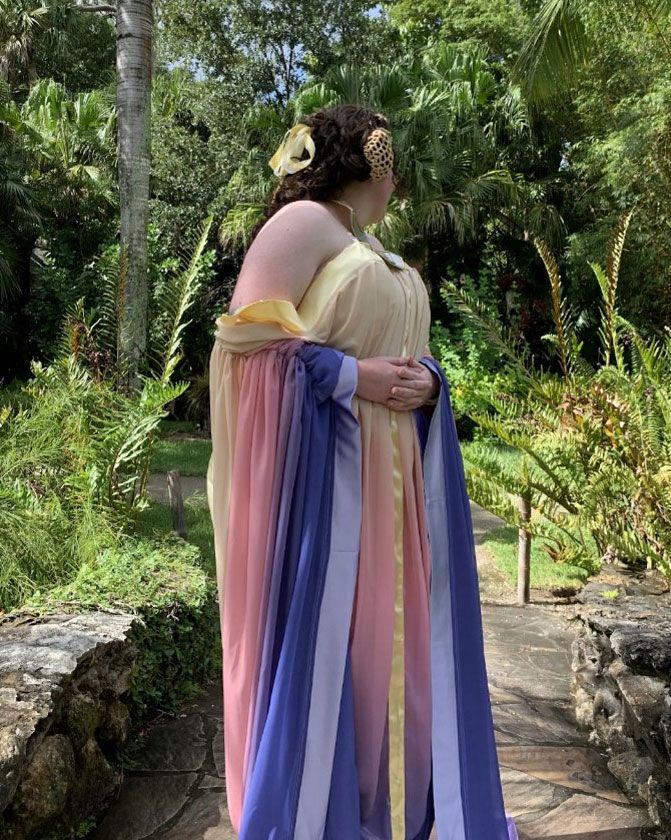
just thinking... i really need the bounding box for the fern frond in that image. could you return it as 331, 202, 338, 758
218, 204, 265, 251
151, 216, 213, 387
534, 237, 577, 388
440, 280, 533, 380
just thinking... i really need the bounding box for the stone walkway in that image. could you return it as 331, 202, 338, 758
89, 481, 656, 839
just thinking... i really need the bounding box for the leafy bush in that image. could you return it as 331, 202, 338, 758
0, 219, 214, 613
430, 269, 518, 434
447, 211, 671, 578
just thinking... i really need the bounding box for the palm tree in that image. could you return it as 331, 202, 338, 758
0, 0, 154, 390
0, 0, 72, 87
7, 79, 116, 209
514, 0, 671, 103
116, 0, 153, 392
219, 43, 524, 268
0, 78, 40, 304
0, 0, 45, 85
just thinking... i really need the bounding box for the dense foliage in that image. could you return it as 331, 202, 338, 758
2, 0, 669, 385
1, 0, 670, 586
440, 212, 671, 577
0, 216, 212, 612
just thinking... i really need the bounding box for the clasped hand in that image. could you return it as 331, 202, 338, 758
356, 356, 439, 411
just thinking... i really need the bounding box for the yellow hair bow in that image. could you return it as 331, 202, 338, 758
268, 123, 316, 177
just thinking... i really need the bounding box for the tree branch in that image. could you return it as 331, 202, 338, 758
76, 4, 117, 13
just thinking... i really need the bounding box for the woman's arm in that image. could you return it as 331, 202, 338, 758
229, 202, 331, 312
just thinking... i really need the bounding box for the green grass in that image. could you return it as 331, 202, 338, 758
140, 423, 215, 580
136, 497, 215, 579
461, 438, 521, 468
461, 438, 594, 594
481, 524, 590, 593
150, 437, 212, 476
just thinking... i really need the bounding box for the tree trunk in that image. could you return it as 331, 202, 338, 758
116, 0, 152, 393
517, 490, 531, 605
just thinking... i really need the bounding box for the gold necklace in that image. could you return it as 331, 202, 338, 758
328, 199, 405, 270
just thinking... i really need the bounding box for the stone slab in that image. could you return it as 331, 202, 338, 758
483, 605, 574, 702
500, 766, 572, 819
498, 745, 630, 804
157, 790, 236, 840
132, 713, 206, 772
520, 792, 651, 838
90, 772, 197, 840
492, 701, 580, 745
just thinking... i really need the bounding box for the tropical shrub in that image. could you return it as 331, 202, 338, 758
429, 266, 521, 434
0, 219, 213, 612
448, 211, 671, 579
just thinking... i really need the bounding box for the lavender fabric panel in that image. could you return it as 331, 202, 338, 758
422, 392, 466, 840
421, 357, 518, 840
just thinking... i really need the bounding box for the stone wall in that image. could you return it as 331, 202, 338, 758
571, 567, 671, 835
0, 609, 139, 839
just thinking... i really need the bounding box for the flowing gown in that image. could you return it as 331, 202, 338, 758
207, 237, 518, 840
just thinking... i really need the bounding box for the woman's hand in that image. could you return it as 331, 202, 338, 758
356, 356, 417, 404
356, 356, 440, 409
385, 357, 440, 411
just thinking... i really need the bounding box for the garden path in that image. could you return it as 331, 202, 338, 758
88, 482, 655, 839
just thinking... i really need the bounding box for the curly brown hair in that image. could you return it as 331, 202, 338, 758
249, 103, 401, 243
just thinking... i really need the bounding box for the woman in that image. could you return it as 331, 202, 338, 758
207, 104, 518, 840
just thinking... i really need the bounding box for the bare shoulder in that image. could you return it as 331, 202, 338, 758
250, 200, 334, 257
269, 199, 335, 232
230, 201, 342, 311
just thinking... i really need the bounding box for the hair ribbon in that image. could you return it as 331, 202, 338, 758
268, 123, 315, 176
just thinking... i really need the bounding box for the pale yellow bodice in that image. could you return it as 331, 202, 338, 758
214, 239, 431, 360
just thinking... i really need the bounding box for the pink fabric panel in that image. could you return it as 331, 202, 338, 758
222, 350, 289, 832
348, 402, 397, 823
348, 407, 433, 834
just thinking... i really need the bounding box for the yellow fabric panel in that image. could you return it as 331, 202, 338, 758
388, 412, 406, 838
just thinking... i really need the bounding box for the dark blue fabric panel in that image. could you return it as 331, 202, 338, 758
412, 404, 430, 458
324, 649, 361, 838
422, 358, 510, 840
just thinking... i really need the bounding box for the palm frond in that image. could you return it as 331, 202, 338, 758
514, 0, 588, 104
